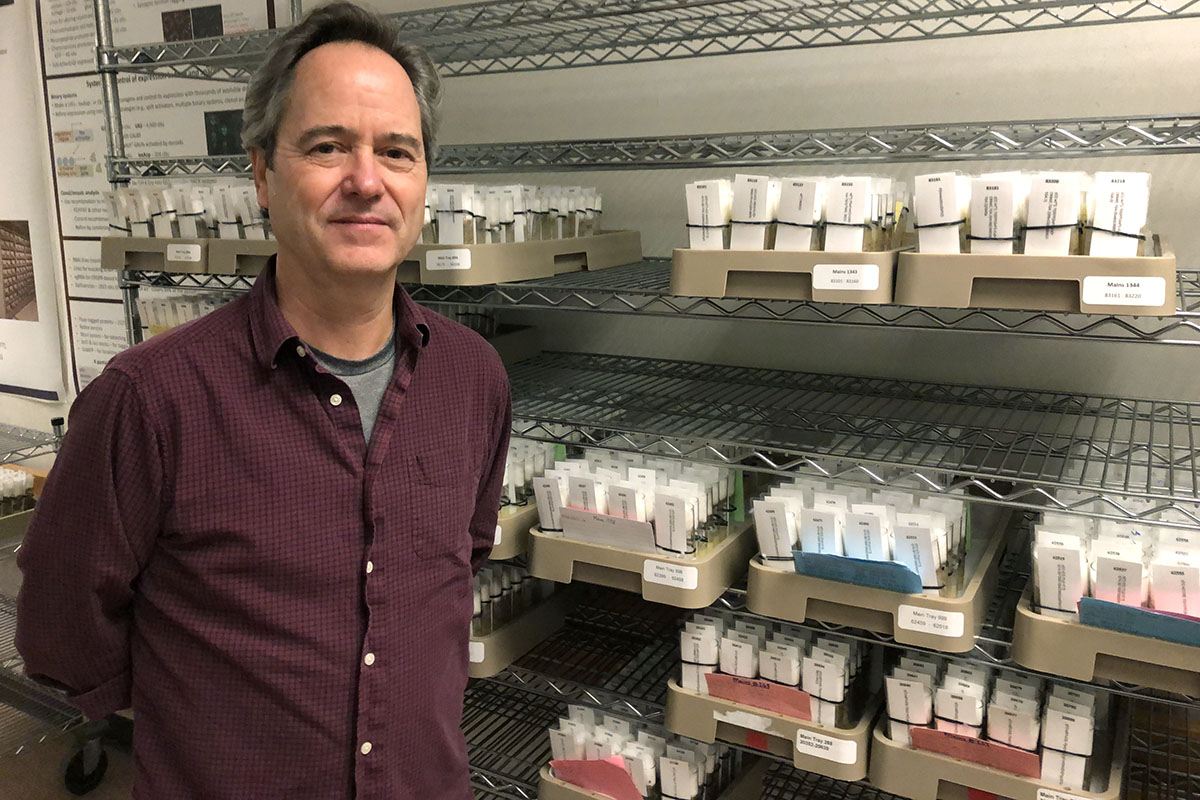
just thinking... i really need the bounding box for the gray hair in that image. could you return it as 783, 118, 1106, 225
241, 1, 443, 173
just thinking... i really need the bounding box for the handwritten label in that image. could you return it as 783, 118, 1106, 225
812, 263, 880, 291
795, 729, 858, 764
1038, 789, 1090, 800
910, 727, 1040, 777
705, 673, 812, 720
1081, 276, 1165, 307
469, 641, 484, 663
897, 605, 965, 638
166, 243, 202, 263
494, 524, 503, 546
643, 559, 699, 590
427, 248, 472, 271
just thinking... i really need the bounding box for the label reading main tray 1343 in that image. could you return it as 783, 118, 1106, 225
812, 263, 879, 291
427, 249, 472, 271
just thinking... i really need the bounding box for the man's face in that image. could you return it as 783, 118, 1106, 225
252, 41, 427, 280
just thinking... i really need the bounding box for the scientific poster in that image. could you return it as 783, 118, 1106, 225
0, 3, 67, 400
68, 300, 128, 390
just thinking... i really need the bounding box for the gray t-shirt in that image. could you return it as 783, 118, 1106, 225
309, 330, 396, 444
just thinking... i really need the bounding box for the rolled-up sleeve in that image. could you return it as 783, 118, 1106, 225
15, 367, 165, 720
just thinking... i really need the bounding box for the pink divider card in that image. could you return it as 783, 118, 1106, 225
704, 672, 814, 721
549, 757, 643, 800
910, 727, 1040, 778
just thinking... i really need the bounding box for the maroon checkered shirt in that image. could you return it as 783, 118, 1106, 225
16, 261, 511, 799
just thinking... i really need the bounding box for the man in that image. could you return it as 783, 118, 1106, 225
16, 4, 510, 798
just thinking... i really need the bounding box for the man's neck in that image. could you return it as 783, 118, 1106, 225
274, 254, 396, 361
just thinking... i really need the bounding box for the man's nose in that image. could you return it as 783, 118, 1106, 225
342, 148, 383, 198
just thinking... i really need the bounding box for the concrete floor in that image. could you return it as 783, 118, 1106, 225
0, 732, 133, 799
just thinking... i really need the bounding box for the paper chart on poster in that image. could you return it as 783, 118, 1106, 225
47, 73, 250, 237
0, 4, 67, 400
40, 0, 292, 77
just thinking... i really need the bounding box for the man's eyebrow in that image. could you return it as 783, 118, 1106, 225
380, 133, 424, 154
296, 125, 353, 148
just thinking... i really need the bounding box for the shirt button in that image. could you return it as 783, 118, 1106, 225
330, 393, 343, 407
360, 742, 372, 755
295, 345, 306, 357
366, 561, 374, 574
364, 653, 375, 666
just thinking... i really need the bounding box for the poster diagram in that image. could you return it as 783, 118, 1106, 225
0, 222, 38, 322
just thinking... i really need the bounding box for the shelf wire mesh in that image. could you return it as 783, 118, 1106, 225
464, 679, 560, 798
1126, 699, 1200, 799
0, 425, 58, 466
508, 351, 1200, 523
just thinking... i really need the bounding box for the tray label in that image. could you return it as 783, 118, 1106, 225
1081, 275, 1165, 307
794, 729, 858, 764
812, 263, 879, 291
1037, 790, 1090, 800
494, 524, 502, 546
643, 559, 699, 590
167, 243, 202, 263
897, 604, 965, 638
427, 248, 472, 271
469, 641, 484, 663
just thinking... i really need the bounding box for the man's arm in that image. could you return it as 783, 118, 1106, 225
15, 368, 165, 719
468, 373, 512, 574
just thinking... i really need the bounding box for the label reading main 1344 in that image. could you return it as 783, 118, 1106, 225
1080, 276, 1165, 307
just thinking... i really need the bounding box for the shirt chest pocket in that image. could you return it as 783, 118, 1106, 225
402, 452, 476, 562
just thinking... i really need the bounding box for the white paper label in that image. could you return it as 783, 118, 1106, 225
643, 559, 699, 590
794, 730, 858, 764
427, 248, 472, 271
1081, 276, 1165, 307
812, 264, 879, 291
1038, 790, 1090, 800
494, 524, 503, 546
167, 243, 202, 263
469, 641, 484, 663
714, 709, 771, 732
897, 605, 965, 638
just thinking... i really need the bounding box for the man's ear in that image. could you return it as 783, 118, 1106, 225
249, 147, 270, 214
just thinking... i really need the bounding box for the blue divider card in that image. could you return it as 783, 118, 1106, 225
793, 551, 924, 594
1078, 597, 1200, 648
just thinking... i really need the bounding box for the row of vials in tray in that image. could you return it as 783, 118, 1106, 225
423, 183, 602, 245
548, 704, 740, 799
471, 564, 558, 636
753, 479, 969, 592
885, 652, 1109, 790
0, 469, 35, 516
106, 185, 271, 241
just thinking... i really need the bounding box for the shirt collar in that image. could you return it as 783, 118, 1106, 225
249, 256, 431, 371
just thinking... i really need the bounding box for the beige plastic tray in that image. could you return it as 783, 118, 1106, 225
490, 503, 539, 561
403, 230, 642, 286
539, 755, 771, 800
0, 509, 34, 544
868, 705, 1128, 800
1011, 583, 1200, 695
100, 236, 208, 273
207, 238, 278, 276
670, 248, 901, 304
665, 679, 875, 782
469, 588, 574, 679
526, 521, 755, 609
894, 251, 1177, 315
746, 506, 1011, 653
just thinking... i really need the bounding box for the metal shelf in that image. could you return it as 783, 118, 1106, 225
0, 424, 59, 466
1126, 699, 1200, 799
107, 114, 1200, 180
760, 761, 905, 800
0, 595, 83, 757
98, 0, 1200, 79
117, 265, 1200, 347
410, 260, 1200, 346
509, 351, 1200, 524
483, 587, 685, 724
463, 680, 558, 800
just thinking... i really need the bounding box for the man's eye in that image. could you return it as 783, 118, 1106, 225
385, 148, 413, 160
312, 143, 338, 155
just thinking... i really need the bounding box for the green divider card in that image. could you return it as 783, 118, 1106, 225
733, 470, 745, 523
555, 444, 567, 461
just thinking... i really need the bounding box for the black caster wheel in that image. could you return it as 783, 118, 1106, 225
64, 747, 108, 796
